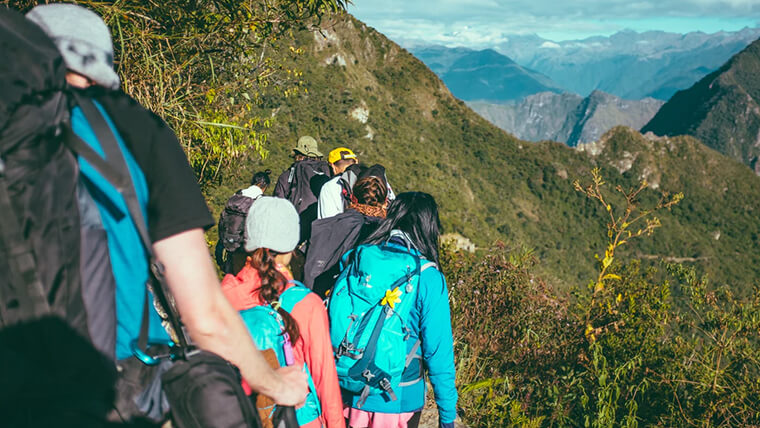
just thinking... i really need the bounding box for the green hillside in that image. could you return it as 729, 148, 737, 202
643, 38, 760, 173
210, 14, 760, 289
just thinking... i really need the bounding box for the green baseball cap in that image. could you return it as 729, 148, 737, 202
292, 136, 323, 157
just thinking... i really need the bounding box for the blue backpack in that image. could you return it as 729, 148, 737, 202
238, 282, 322, 425
328, 243, 436, 407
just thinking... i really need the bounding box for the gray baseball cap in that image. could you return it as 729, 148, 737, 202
27, 4, 120, 90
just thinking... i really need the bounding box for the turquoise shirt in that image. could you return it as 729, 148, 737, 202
72, 101, 169, 360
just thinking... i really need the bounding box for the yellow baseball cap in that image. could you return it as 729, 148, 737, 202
328, 147, 357, 164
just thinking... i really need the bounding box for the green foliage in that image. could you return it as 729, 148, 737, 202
445, 172, 760, 426
6, 0, 348, 184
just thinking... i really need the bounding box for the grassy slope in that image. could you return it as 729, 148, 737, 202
209, 14, 760, 289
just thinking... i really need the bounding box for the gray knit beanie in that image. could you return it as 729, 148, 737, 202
27, 4, 120, 90
244, 197, 300, 253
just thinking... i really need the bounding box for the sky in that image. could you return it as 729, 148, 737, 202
348, 0, 760, 47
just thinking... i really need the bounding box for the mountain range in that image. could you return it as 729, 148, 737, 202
219, 14, 760, 289
497, 28, 760, 100
411, 28, 760, 102
468, 91, 663, 146
643, 38, 760, 174
412, 46, 563, 102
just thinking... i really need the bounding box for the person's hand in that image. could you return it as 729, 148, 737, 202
271, 365, 308, 406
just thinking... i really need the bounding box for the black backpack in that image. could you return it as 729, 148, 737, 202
0, 7, 88, 336
0, 8, 178, 424
285, 158, 331, 214
215, 192, 258, 273
304, 210, 383, 297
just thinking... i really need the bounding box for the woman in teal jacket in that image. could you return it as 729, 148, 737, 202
342, 192, 458, 428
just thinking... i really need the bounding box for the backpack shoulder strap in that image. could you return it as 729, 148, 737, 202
338, 176, 352, 207
280, 280, 311, 313
396, 260, 436, 389
286, 164, 297, 198
287, 164, 296, 184
420, 262, 437, 272
65, 94, 190, 356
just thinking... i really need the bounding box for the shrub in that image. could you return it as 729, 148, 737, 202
444, 171, 760, 427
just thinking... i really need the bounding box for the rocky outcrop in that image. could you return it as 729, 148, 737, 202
469, 91, 663, 146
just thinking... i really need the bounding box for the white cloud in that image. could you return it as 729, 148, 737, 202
349, 0, 760, 45
540, 41, 561, 48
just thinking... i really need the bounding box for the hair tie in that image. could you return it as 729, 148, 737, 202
271, 301, 281, 311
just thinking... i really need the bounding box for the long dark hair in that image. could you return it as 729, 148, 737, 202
249, 248, 300, 342
363, 192, 442, 264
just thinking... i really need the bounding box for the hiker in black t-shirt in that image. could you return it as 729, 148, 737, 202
14, 3, 308, 423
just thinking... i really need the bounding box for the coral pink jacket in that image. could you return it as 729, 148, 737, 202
221, 264, 345, 428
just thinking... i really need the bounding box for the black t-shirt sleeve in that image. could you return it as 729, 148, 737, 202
92, 89, 214, 242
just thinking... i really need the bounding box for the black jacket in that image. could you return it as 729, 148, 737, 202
304, 210, 382, 297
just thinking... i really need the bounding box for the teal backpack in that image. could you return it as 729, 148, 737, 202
328, 243, 437, 407
238, 282, 322, 425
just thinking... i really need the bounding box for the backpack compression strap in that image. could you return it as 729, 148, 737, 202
64, 94, 190, 356
286, 164, 296, 199
339, 176, 353, 208
0, 158, 51, 323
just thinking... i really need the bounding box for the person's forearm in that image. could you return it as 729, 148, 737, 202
180, 288, 285, 397
153, 228, 296, 401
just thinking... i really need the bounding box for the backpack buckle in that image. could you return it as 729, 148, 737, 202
336, 341, 363, 360
335, 342, 348, 357
362, 369, 375, 382
378, 377, 392, 391
379, 378, 397, 401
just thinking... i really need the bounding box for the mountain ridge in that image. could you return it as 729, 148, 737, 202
410, 28, 760, 101
411, 45, 563, 102
642, 38, 760, 173
500, 28, 760, 99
